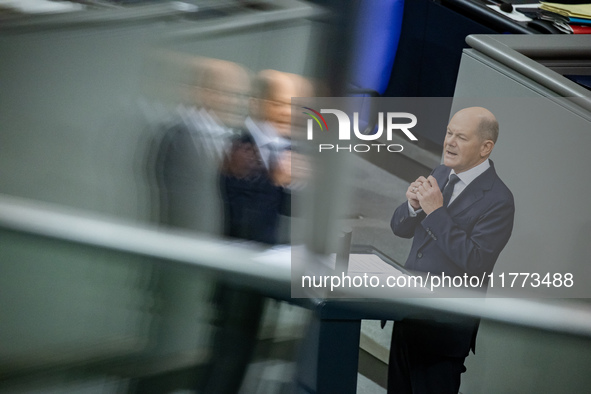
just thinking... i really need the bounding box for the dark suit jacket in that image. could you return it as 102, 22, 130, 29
390, 161, 514, 356
220, 132, 288, 245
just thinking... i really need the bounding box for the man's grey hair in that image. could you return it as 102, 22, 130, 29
478, 116, 499, 143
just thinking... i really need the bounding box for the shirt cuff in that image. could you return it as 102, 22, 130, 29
408, 201, 422, 217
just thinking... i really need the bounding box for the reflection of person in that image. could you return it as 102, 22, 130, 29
220, 132, 286, 244
249, 69, 297, 140
205, 70, 301, 394
388, 107, 515, 394
155, 58, 250, 234
220, 69, 298, 245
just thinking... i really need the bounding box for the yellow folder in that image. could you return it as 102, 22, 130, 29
541, 2, 591, 19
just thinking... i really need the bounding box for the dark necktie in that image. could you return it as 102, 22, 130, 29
442, 174, 460, 207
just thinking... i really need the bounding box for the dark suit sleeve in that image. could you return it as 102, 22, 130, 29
391, 201, 426, 239
420, 196, 515, 276
279, 188, 291, 217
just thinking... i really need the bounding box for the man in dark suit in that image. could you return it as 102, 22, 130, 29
388, 107, 515, 394
220, 69, 301, 245
203, 70, 298, 394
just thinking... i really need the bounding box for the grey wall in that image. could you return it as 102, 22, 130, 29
453, 46, 591, 393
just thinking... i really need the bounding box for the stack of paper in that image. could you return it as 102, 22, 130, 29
541, 2, 591, 19
540, 2, 591, 34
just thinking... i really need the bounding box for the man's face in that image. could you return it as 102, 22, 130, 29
202, 69, 250, 128
261, 91, 292, 136
259, 75, 297, 138
443, 111, 488, 173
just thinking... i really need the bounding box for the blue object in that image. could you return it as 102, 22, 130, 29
569, 17, 591, 25
348, 0, 405, 96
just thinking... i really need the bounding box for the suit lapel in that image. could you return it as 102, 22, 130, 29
435, 167, 451, 193
415, 163, 498, 251
448, 163, 497, 215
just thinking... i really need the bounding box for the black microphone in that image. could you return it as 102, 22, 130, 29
483, 0, 514, 13
499, 2, 514, 13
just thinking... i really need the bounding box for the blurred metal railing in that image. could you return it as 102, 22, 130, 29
1, 193, 591, 338
0, 194, 290, 289
0, 0, 324, 33
2, 192, 591, 394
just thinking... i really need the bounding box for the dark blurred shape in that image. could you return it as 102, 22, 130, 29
220, 133, 287, 245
